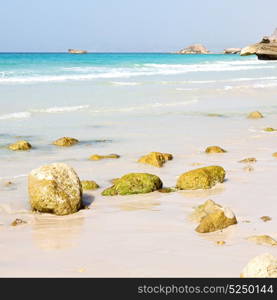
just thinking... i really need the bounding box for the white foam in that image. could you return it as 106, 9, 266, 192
0, 112, 31, 120
111, 81, 141, 86
90, 99, 198, 113
31, 105, 90, 113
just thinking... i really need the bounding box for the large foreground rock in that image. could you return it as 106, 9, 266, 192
176, 166, 225, 190
28, 163, 82, 215
138, 152, 173, 167
176, 44, 210, 54
241, 253, 277, 278
102, 173, 163, 196
8, 140, 32, 151
241, 29, 277, 60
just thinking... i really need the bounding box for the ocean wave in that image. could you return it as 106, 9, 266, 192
31, 105, 90, 113
0, 112, 31, 120
111, 81, 141, 86
0, 59, 275, 84
89, 99, 198, 113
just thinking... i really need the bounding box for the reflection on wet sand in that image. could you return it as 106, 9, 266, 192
32, 214, 84, 250
195, 225, 238, 244
118, 199, 160, 211
179, 184, 225, 199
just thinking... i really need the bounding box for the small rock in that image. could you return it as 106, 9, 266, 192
243, 165, 254, 172
28, 163, 82, 216
89, 154, 120, 160
247, 111, 264, 119
138, 152, 173, 167
4, 181, 13, 186
81, 180, 99, 190
247, 235, 277, 246
11, 218, 27, 226
264, 127, 277, 132
8, 140, 32, 151
261, 216, 272, 222
238, 158, 257, 163
272, 152, 277, 158
102, 173, 163, 196
189, 199, 222, 223
216, 241, 226, 245
195, 207, 237, 233
53, 137, 79, 147
205, 146, 226, 154
177, 166, 225, 190
240, 253, 277, 278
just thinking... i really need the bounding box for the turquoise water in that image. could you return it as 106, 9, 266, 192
0, 53, 276, 83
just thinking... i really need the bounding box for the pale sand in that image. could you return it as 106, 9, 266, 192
1, 124, 277, 277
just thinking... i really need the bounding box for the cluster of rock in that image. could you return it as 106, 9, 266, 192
240, 28, 277, 60
16, 125, 277, 277
176, 44, 210, 54
224, 48, 241, 54
68, 49, 87, 54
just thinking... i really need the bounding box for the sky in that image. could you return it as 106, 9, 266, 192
1, 0, 277, 52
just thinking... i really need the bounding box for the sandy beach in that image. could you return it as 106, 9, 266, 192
0, 53, 277, 277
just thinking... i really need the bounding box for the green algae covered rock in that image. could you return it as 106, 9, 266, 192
102, 173, 163, 196
176, 166, 225, 190
195, 207, 237, 233
205, 146, 226, 154
89, 154, 120, 160
264, 127, 277, 132
53, 137, 79, 147
158, 187, 176, 193
8, 140, 32, 151
138, 152, 173, 167
28, 163, 82, 216
81, 180, 99, 190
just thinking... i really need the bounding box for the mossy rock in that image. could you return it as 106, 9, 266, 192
102, 173, 163, 196
247, 111, 264, 119
28, 163, 82, 216
89, 154, 120, 160
176, 166, 225, 190
205, 146, 226, 154
53, 137, 79, 147
264, 127, 277, 132
8, 140, 32, 151
138, 152, 173, 167
238, 157, 257, 163
195, 207, 237, 233
246, 235, 277, 246
81, 180, 99, 190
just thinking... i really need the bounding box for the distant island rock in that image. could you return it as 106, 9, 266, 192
224, 48, 241, 54
240, 28, 277, 60
176, 44, 210, 54
68, 49, 88, 54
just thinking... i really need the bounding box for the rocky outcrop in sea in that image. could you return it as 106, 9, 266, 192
240, 28, 277, 60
